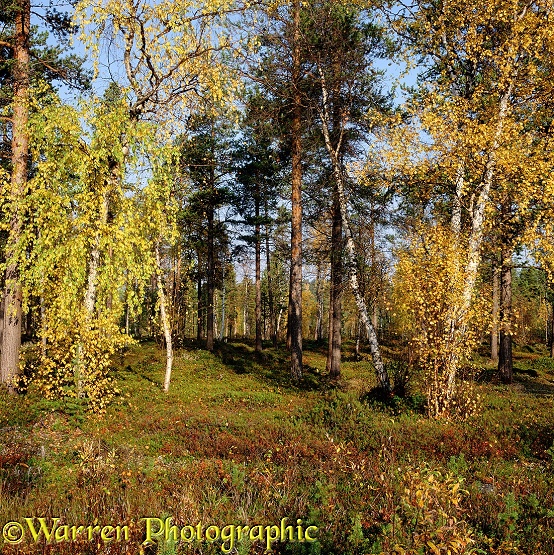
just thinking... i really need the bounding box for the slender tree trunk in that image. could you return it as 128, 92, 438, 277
206, 203, 215, 351
265, 213, 277, 347
550, 299, 554, 358
1, 0, 30, 389
288, 0, 303, 380
243, 279, 248, 337
196, 275, 202, 343
491, 265, 500, 362
255, 195, 263, 353
314, 263, 324, 342
156, 246, 174, 393
498, 247, 513, 383
355, 316, 361, 360
220, 266, 226, 341
459, 85, 512, 318
326, 191, 342, 378
440, 84, 514, 404
451, 163, 464, 236
368, 210, 378, 334
277, 307, 283, 340
76, 182, 111, 397
317, 68, 390, 392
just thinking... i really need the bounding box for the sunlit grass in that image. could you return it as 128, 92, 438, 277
1, 341, 554, 554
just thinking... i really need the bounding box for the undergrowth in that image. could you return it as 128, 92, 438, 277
1, 341, 554, 554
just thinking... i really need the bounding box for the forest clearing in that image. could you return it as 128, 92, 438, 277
2, 340, 554, 554
2, 0, 554, 553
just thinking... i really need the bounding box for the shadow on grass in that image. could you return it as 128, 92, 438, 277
475, 365, 554, 396
211, 339, 328, 392
518, 379, 554, 396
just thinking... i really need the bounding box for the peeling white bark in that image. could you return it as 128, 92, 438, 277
317, 67, 391, 392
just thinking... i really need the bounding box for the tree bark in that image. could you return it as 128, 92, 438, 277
220, 265, 226, 341
288, 0, 303, 380
451, 162, 464, 236
206, 196, 215, 352
491, 265, 500, 362
243, 279, 248, 337
314, 263, 324, 342
317, 67, 390, 392
550, 299, 554, 358
156, 246, 174, 393
255, 192, 263, 353
326, 190, 342, 378
196, 252, 203, 343
498, 248, 513, 383
265, 209, 277, 347
1, 0, 30, 389
442, 83, 514, 402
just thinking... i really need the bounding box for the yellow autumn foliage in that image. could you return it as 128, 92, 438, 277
393, 224, 486, 419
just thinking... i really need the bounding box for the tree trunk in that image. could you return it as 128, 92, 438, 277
317, 67, 390, 392
451, 162, 464, 236
326, 190, 342, 378
491, 265, 500, 362
1, 0, 30, 389
355, 316, 361, 360
441, 84, 514, 403
206, 203, 215, 351
550, 300, 554, 358
368, 209, 378, 334
243, 279, 248, 337
314, 263, 324, 342
220, 265, 226, 341
498, 248, 513, 383
76, 178, 111, 397
288, 0, 303, 380
255, 195, 263, 353
277, 306, 283, 340
156, 246, 174, 393
265, 210, 277, 348
196, 253, 203, 342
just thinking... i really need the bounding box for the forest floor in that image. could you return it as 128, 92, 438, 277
1, 340, 554, 554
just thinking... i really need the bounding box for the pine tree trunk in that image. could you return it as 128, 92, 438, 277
550, 300, 554, 358
255, 195, 263, 353
288, 0, 303, 380
206, 203, 215, 351
498, 248, 513, 383
243, 280, 248, 337
196, 253, 203, 342
1, 0, 30, 389
220, 266, 226, 341
314, 263, 323, 342
326, 191, 342, 378
491, 265, 500, 362
265, 211, 277, 348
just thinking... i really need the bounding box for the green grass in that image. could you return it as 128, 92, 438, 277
2, 340, 554, 554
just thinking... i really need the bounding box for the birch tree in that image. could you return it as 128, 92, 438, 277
305, 1, 393, 390
74, 0, 246, 390
390, 0, 554, 415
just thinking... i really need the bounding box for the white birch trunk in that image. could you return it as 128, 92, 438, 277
442, 84, 514, 403
317, 68, 391, 392
451, 162, 464, 236
156, 245, 174, 393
